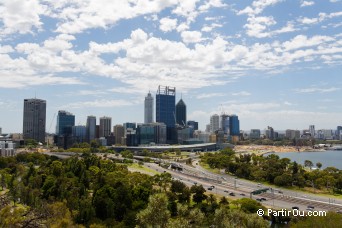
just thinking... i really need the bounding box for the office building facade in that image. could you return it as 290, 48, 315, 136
210, 114, 219, 133
56, 110, 75, 136
86, 116, 96, 142
187, 121, 198, 131
114, 125, 124, 145
156, 85, 176, 143
144, 92, 154, 124
23, 98, 46, 143
229, 115, 240, 136
99, 116, 112, 137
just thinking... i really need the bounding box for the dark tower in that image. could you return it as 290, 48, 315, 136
176, 99, 186, 126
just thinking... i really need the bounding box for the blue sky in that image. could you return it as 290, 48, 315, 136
0, 0, 341, 133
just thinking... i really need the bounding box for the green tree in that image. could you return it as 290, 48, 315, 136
136, 193, 170, 228
190, 185, 207, 204
304, 160, 313, 170
316, 162, 322, 169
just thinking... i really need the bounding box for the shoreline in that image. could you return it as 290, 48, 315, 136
234, 145, 326, 155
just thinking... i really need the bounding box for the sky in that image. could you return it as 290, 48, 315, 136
0, 0, 341, 134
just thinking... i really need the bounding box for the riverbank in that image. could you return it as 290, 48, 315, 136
234, 145, 324, 155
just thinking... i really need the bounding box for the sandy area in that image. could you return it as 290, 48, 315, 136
234, 145, 315, 155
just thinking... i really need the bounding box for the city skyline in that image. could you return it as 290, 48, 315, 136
0, 0, 341, 133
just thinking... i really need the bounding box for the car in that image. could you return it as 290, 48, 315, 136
292, 206, 299, 210
256, 198, 262, 202
306, 208, 313, 211
260, 198, 267, 201
193, 182, 197, 185
239, 193, 246, 196
207, 187, 213, 191
224, 190, 229, 193
211, 185, 215, 189
307, 205, 315, 209
278, 191, 283, 194
229, 192, 235, 196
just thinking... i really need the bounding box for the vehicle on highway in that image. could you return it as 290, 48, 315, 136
229, 192, 235, 196
207, 187, 213, 190
224, 190, 229, 193
260, 198, 267, 201
278, 191, 283, 194
193, 182, 197, 185
256, 198, 262, 202
211, 185, 215, 189
306, 208, 313, 211
307, 205, 315, 209
292, 206, 299, 210
239, 193, 246, 196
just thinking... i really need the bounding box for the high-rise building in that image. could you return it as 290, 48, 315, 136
86, 116, 96, 142
336, 126, 342, 140
0, 127, 2, 135
229, 115, 240, 136
220, 114, 230, 134
176, 98, 186, 126
156, 86, 176, 127
156, 85, 176, 143
99, 116, 112, 137
210, 114, 219, 133
266, 126, 274, 140
56, 110, 75, 136
144, 92, 154, 124
72, 125, 86, 143
309, 125, 315, 137
114, 125, 124, 145
23, 98, 46, 143
187, 121, 198, 131
123, 122, 136, 137
249, 129, 261, 139
137, 124, 155, 145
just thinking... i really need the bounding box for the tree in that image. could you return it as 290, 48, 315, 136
304, 160, 313, 170
136, 193, 170, 228
190, 185, 207, 204
316, 162, 322, 169
274, 173, 293, 187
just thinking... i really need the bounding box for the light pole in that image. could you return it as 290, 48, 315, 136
234, 177, 237, 189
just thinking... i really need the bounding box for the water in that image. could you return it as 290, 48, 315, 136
267, 150, 342, 170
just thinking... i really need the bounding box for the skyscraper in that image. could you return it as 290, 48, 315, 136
176, 98, 186, 126
23, 98, 46, 143
229, 115, 240, 136
220, 114, 230, 134
56, 110, 75, 136
144, 92, 154, 124
86, 116, 96, 142
210, 114, 219, 133
114, 124, 124, 145
309, 125, 315, 137
99, 116, 112, 137
156, 85, 176, 143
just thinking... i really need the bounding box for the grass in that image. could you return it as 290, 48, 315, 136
126, 163, 160, 175
199, 161, 221, 174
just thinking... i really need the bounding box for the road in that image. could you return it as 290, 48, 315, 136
43, 151, 342, 212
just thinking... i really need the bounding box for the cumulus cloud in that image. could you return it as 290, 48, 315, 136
159, 17, 178, 32
231, 91, 251, 96
181, 30, 203, 43
237, 0, 283, 16
64, 99, 135, 109
196, 93, 226, 99
300, 1, 315, 7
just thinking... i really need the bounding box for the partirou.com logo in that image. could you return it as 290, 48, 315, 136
257, 209, 327, 217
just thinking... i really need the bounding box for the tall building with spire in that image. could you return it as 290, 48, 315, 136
176, 98, 186, 126
144, 92, 154, 123
23, 98, 46, 143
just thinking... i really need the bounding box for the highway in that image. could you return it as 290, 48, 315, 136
43, 151, 342, 212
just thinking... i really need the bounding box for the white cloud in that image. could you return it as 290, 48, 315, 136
201, 23, 223, 32
159, 17, 178, 32
181, 30, 203, 43
196, 93, 226, 99
237, 0, 283, 16
0, 0, 46, 37
64, 99, 135, 109
294, 87, 340, 93
300, 1, 315, 7
232, 91, 251, 96
282, 35, 334, 51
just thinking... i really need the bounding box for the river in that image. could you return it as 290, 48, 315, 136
265, 150, 342, 170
